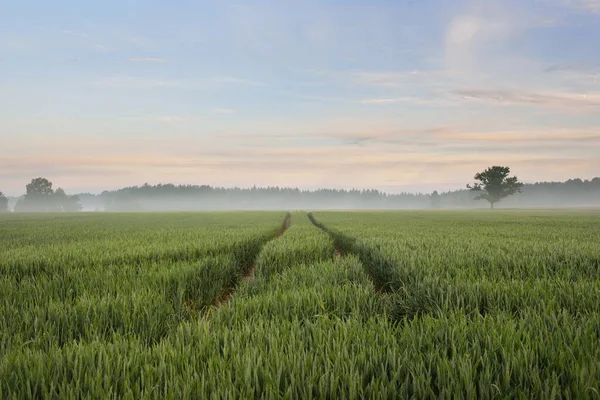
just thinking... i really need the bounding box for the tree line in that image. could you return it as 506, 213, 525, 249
1, 167, 599, 212
0, 178, 82, 212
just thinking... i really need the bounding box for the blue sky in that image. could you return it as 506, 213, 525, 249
1, 0, 599, 195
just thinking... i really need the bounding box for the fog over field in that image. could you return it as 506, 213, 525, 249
4, 177, 599, 211
79, 178, 600, 211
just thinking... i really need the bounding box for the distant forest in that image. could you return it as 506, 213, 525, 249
4, 177, 599, 211
54, 178, 600, 211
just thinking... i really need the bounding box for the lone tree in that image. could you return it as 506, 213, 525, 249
0, 191, 8, 212
467, 166, 523, 209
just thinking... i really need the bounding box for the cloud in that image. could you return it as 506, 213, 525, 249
578, 0, 600, 11
118, 116, 190, 122
542, 64, 600, 88
453, 88, 600, 111
91, 77, 202, 89
0, 151, 585, 172
2, 121, 598, 194
535, 17, 567, 27
61, 30, 88, 38
128, 57, 168, 63
435, 129, 600, 143
554, 0, 600, 12
361, 98, 408, 104
212, 108, 235, 114
351, 70, 449, 88
2, 150, 595, 192
444, 5, 513, 73
544, 64, 576, 73
295, 95, 348, 103
94, 44, 117, 53
360, 97, 454, 107
91, 76, 265, 90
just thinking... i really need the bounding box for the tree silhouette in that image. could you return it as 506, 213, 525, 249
54, 188, 83, 212
15, 178, 57, 212
14, 178, 81, 212
0, 191, 8, 212
467, 166, 523, 209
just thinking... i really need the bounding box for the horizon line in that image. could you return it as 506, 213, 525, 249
4, 176, 599, 198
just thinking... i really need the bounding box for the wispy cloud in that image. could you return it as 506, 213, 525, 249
94, 44, 117, 53
212, 108, 235, 114
91, 77, 202, 89
2, 120, 598, 193
128, 57, 168, 63
543, 64, 600, 87
535, 17, 567, 27
434, 129, 600, 143
453, 88, 600, 111
544, 64, 576, 72
554, 0, 600, 13
351, 70, 449, 88
295, 94, 348, 102
444, 2, 515, 74
360, 97, 454, 107
61, 30, 88, 38
2, 149, 596, 189
361, 97, 410, 104
118, 115, 190, 122
92, 76, 266, 90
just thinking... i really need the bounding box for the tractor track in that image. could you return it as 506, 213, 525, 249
209, 212, 291, 309
308, 212, 395, 294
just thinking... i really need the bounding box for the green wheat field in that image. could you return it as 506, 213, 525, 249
1, 210, 600, 398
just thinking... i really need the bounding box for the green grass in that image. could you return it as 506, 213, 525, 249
1, 210, 599, 398
0, 212, 285, 352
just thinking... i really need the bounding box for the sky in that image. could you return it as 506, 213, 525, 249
1, 0, 599, 195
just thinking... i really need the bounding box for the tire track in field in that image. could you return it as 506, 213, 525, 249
209, 212, 292, 309
308, 213, 398, 293
239, 212, 291, 283
309, 213, 581, 323
308, 213, 421, 324
333, 247, 344, 258
205, 213, 378, 326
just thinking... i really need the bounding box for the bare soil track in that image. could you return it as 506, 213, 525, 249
278, 213, 291, 237
241, 264, 255, 283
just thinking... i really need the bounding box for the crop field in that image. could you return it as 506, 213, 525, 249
1, 210, 599, 398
